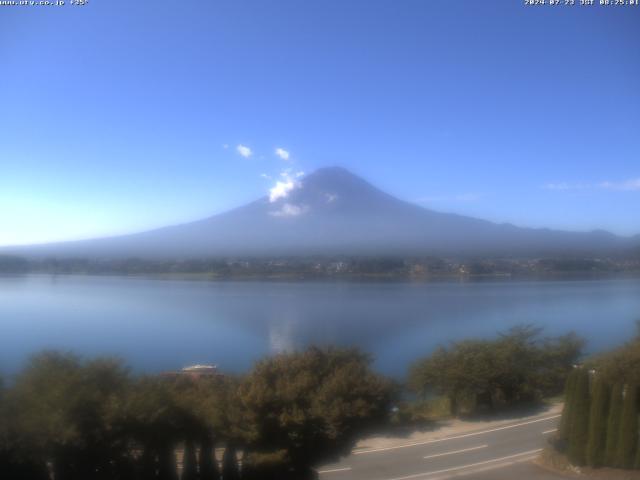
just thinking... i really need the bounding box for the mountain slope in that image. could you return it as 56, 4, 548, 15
4, 167, 636, 258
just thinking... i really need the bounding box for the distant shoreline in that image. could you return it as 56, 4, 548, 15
4, 270, 640, 284
2, 252, 640, 283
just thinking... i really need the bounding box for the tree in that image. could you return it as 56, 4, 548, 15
595, 335, 640, 386
558, 368, 578, 445
408, 341, 494, 415
238, 347, 394, 477
222, 445, 240, 480
10, 351, 132, 480
605, 383, 624, 467
1, 375, 49, 479
182, 439, 198, 480
616, 384, 638, 469
586, 375, 610, 467
409, 327, 583, 416
199, 434, 220, 480
567, 368, 590, 466
537, 333, 584, 397
121, 377, 188, 480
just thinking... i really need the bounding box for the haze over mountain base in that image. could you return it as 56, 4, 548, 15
3, 167, 639, 259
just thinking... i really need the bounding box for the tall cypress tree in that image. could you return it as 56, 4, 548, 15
568, 368, 590, 466
605, 383, 624, 467
199, 436, 220, 480
616, 384, 639, 469
559, 368, 579, 445
586, 376, 610, 467
222, 445, 240, 480
182, 439, 198, 480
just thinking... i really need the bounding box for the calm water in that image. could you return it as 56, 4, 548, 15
1, 275, 639, 378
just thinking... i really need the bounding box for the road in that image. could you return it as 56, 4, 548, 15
317, 413, 568, 480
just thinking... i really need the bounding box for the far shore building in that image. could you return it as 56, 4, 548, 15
161, 364, 223, 380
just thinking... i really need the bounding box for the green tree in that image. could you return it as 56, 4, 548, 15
586, 375, 610, 467
182, 439, 198, 480
199, 434, 220, 480
605, 383, 624, 467
222, 445, 240, 480
558, 368, 578, 445
121, 377, 186, 480
409, 327, 583, 416
596, 335, 640, 387
567, 368, 590, 466
616, 384, 638, 469
538, 333, 584, 397
238, 347, 393, 477
10, 351, 132, 480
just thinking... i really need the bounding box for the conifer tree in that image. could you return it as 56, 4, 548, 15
199, 436, 220, 480
605, 383, 624, 467
616, 384, 639, 469
559, 368, 578, 444
222, 445, 240, 480
586, 375, 610, 467
182, 439, 198, 480
568, 368, 590, 466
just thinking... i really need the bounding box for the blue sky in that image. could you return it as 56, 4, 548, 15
1, 0, 639, 246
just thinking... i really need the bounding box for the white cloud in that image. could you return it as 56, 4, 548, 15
542, 178, 640, 192
275, 148, 290, 161
236, 144, 252, 158
222, 144, 229, 149
269, 178, 296, 202
260, 173, 272, 180
268, 170, 304, 202
542, 182, 589, 191
599, 178, 640, 191
269, 203, 309, 217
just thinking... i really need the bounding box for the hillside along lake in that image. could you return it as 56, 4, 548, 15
1, 275, 639, 378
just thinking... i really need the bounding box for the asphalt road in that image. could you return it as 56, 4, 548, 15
317, 413, 568, 480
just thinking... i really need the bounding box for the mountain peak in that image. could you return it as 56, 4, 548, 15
4, 166, 634, 258
302, 166, 366, 188
279, 166, 394, 213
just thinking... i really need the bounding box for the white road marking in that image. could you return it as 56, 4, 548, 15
354, 415, 560, 455
542, 428, 557, 434
317, 466, 352, 474
423, 445, 488, 460
428, 454, 539, 480
384, 449, 543, 480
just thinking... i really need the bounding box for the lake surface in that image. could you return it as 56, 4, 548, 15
1, 275, 639, 378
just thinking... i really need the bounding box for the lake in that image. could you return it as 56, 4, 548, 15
1, 275, 639, 378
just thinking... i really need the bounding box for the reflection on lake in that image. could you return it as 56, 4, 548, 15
1, 275, 639, 378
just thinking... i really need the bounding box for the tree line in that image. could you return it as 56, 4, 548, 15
2, 254, 639, 277
0, 327, 582, 480
0, 348, 393, 480
556, 324, 640, 470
